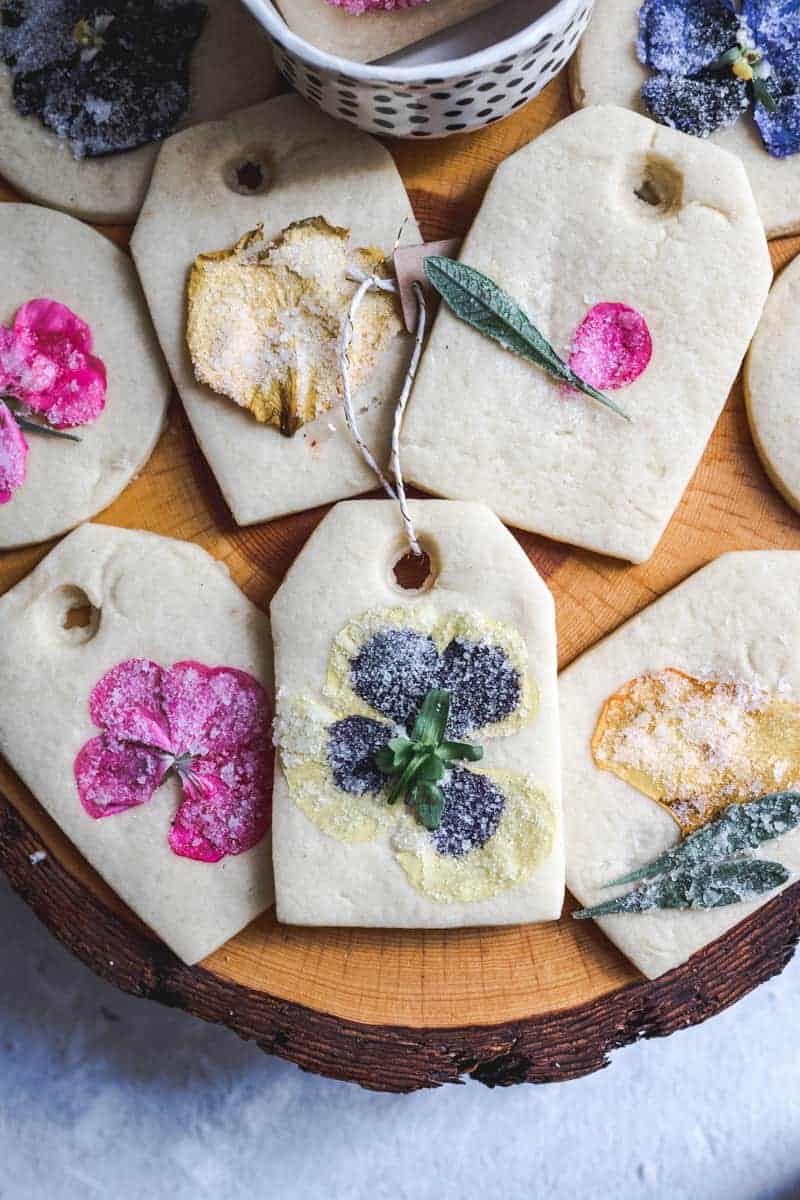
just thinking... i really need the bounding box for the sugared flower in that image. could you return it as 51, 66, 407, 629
75, 658, 273, 863
638, 0, 800, 157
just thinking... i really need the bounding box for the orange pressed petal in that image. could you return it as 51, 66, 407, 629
592, 668, 800, 836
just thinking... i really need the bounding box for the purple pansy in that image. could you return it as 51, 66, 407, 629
637, 0, 800, 157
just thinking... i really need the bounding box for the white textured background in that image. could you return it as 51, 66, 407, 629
1, 879, 798, 1199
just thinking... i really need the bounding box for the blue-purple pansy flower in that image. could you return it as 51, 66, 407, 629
637, 0, 800, 157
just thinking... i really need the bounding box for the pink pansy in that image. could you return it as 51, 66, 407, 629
0, 400, 29, 504
325, 0, 428, 11
75, 659, 273, 863
569, 303, 653, 392
9, 300, 106, 428
0, 298, 107, 504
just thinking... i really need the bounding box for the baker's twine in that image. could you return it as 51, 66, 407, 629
339, 268, 427, 558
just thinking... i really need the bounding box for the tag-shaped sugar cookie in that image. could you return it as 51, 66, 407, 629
0, 204, 170, 550
560, 551, 800, 980
745, 254, 800, 512
0, 524, 274, 965
571, 0, 800, 239
271, 499, 564, 927
272, 0, 500, 62
132, 94, 419, 527
0, 0, 280, 223
401, 106, 772, 564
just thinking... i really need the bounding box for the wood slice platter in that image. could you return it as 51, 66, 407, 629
1, 74, 800, 1093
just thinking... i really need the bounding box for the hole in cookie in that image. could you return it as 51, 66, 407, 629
634, 155, 683, 216
46, 585, 101, 645
224, 151, 272, 196
392, 545, 436, 593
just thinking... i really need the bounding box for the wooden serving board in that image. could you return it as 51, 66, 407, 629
1, 75, 800, 1093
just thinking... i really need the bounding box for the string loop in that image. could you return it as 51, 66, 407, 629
339, 267, 426, 557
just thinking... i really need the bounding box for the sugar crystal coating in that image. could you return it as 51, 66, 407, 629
0, 0, 206, 158
430, 767, 505, 858
75, 658, 273, 862
328, 715, 392, 796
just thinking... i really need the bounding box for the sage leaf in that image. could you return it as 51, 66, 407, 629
439, 740, 484, 764
609, 792, 800, 886
413, 782, 445, 831
423, 257, 631, 422
573, 858, 790, 920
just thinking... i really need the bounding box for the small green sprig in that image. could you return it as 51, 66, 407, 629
1, 396, 81, 443
375, 688, 483, 831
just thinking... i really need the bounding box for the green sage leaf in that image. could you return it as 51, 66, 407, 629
573, 858, 789, 920
423, 257, 631, 422
608, 792, 800, 886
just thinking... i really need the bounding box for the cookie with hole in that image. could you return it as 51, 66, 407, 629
0, 522, 275, 965
745, 252, 800, 514
270, 499, 564, 928
570, 0, 800, 240
132, 93, 420, 527
0, 0, 281, 224
401, 104, 772, 565
0, 203, 170, 550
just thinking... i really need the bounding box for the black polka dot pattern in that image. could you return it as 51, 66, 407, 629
263, 3, 593, 138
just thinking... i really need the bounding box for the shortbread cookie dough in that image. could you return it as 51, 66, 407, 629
274, 0, 499, 62
0, 204, 170, 550
271, 499, 564, 928
745, 254, 800, 513
560, 551, 800, 980
401, 105, 771, 564
132, 94, 419, 527
570, 0, 800, 238
0, 524, 274, 965
0, 0, 280, 224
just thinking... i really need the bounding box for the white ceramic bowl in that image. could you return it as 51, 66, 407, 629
241, 0, 594, 139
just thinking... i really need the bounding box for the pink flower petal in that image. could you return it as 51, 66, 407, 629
0, 401, 28, 505
569, 303, 653, 391
9, 299, 106, 429
89, 659, 174, 752
162, 662, 271, 759
324, 0, 428, 10
75, 734, 168, 819
169, 747, 273, 862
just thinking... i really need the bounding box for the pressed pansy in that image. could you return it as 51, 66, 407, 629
276, 607, 556, 903
637, 0, 800, 157
0, 298, 106, 503
0, 0, 207, 158
75, 658, 273, 863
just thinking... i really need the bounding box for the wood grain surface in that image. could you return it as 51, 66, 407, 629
1, 72, 799, 1090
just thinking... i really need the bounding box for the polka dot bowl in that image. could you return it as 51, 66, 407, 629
240, 0, 594, 139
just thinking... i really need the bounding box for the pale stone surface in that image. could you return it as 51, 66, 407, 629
0, 874, 798, 1199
